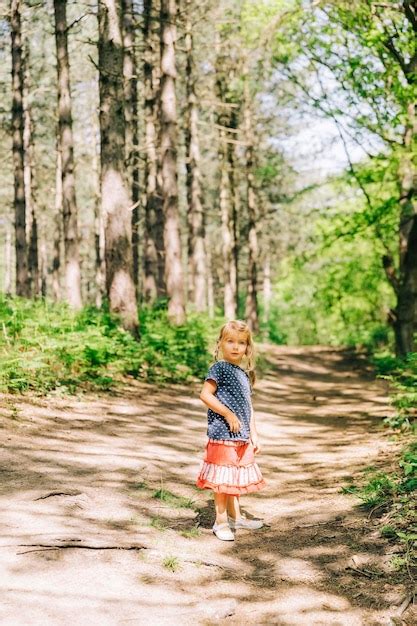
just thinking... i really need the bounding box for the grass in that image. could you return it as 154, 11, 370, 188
342, 441, 417, 576
162, 555, 181, 572
149, 516, 169, 531
180, 525, 201, 539
152, 488, 196, 510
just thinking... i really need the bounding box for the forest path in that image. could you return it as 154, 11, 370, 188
0, 346, 411, 626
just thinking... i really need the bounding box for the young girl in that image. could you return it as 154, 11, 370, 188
196, 320, 266, 541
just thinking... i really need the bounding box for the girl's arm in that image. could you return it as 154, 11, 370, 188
200, 380, 241, 433
250, 406, 260, 454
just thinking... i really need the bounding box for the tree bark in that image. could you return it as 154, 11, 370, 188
52, 142, 62, 302
393, 102, 417, 354
243, 82, 259, 333
159, 0, 185, 323
4, 220, 12, 296
98, 0, 139, 335
215, 43, 237, 320
22, 43, 39, 297
219, 133, 236, 320
227, 114, 240, 317
184, 3, 206, 311
53, 0, 82, 309
92, 132, 105, 308
122, 0, 140, 292
143, 0, 166, 302
11, 0, 29, 297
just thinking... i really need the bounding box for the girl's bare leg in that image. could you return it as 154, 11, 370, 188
226, 495, 241, 521
214, 492, 228, 524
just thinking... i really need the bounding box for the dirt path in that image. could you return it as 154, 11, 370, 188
0, 346, 413, 626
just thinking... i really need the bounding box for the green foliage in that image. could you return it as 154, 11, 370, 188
342, 442, 417, 573
0, 297, 212, 394
372, 352, 417, 430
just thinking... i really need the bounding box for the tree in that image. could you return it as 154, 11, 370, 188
143, 0, 166, 302
184, 0, 206, 311
54, 0, 82, 309
10, 0, 29, 297
98, 0, 139, 335
159, 0, 185, 323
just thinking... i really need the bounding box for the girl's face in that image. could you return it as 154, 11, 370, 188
220, 330, 248, 365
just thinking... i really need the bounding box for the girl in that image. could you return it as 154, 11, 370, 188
196, 320, 266, 541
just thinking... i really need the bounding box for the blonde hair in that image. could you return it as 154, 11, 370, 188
214, 320, 256, 387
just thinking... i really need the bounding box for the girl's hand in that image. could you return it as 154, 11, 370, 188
251, 436, 260, 454
226, 413, 242, 433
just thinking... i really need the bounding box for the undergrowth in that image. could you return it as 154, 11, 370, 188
342, 351, 417, 579
343, 440, 417, 578
372, 351, 417, 431
0, 297, 215, 393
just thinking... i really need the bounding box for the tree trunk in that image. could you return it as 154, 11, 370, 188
92, 132, 105, 308
4, 220, 12, 296
227, 116, 240, 317
143, 0, 165, 302
98, 0, 139, 335
159, 0, 185, 323
11, 0, 29, 297
243, 83, 259, 333
122, 0, 140, 292
384, 102, 417, 355
262, 246, 271, 326
205, 230, 215, 318
184, 3, 206, 311
53, 0, 82, 309
23, 43, 39, 297
219, 133, 236, 320
52, 142, 62, 302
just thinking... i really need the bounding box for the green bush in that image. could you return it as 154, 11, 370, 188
0, 297, 213, 393
372, 351, 417, 430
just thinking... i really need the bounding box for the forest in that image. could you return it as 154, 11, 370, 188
0, 0, 416, 623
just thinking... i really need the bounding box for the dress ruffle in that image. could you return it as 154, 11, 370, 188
196, 460, 266, 495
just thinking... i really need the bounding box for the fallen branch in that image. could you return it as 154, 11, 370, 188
34, 490, 82, 501
345, 565, 373, 578
17, 542, 146, 553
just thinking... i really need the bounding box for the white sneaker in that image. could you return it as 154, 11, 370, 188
212, 522, 235, 541
228, 516, 263, 530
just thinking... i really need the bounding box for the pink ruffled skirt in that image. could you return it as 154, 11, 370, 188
196, 439, 266, 496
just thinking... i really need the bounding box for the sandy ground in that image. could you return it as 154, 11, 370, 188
0, 345, 415, 626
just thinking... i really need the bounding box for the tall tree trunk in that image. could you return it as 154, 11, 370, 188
184, 3, 206, 311
219, 133, 236, 319
205, 230, 215, 318
98, 0, 139, 335
227, 116, 240, 317
215, 40, 237, 319
52, 142, 62, 301
92, 131, 105, 307
384, 102, 417, 355
54, 0, 82, 309
23, 43, 39, 297
123, 0, 140, 292
262, 245, 271, 326
143, 0, 165, 302
4, 220, 12, 296
244, 82, 259, 333
11, 0, 29, 297
159, 0, 185, 323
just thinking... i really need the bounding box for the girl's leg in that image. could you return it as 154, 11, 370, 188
226, 495, 241, 521
214, 492, 228, 524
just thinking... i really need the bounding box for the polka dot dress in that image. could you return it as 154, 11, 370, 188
196, 360, 266, 495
